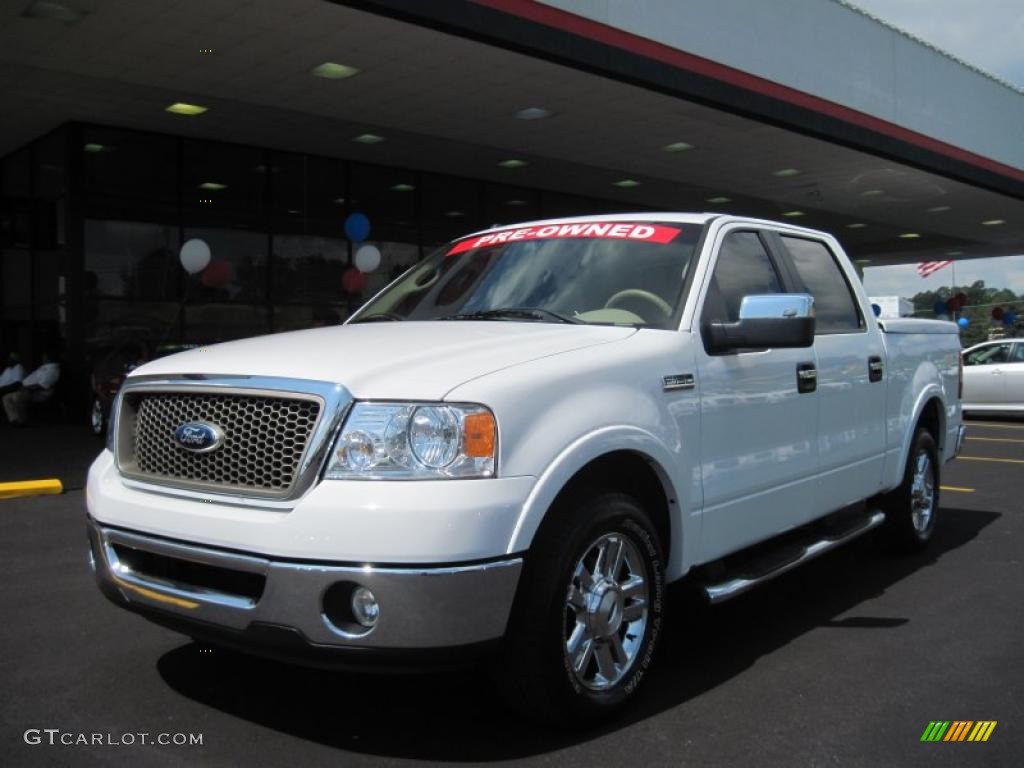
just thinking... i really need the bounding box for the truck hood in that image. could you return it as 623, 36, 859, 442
130, 321, 638, 400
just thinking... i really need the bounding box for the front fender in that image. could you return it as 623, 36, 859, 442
506, 425, 697, 580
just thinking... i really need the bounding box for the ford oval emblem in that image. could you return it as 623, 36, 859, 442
174, 422, 225, 453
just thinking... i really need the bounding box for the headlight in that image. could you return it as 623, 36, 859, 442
325, 402, 496, 480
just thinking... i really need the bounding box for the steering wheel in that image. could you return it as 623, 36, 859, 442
604, 289, 672, 322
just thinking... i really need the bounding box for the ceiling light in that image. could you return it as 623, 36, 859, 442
353, 133, 385, 144
445, 210, 465, 218
899, 232, 920, 239
332, 197, 346, 205
165, 102, 208, 116
515, 107, 551, 120
706, 196, 731, 204
846, 223, 866, 229
612, 179, 640, 188
287, 209, 302, 215
945, 250, 964, 256
505, 199, 527, 206
663, 141, 694, 153
981, 219, 1006, 226
83, 143, 105, 153
310, 62, 361, 80
782, 210, 805, 217
498, 159, 527, 169
390, 183, 414, 192
773, 168, 801, 177
197, 182, 227, 190
928, 205, 951, 213
860, 189, 884, 197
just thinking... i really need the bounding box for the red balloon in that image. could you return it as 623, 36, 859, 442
946, 296, 960, 311
992, 307, 1005, 321
342, 267, 367, 294
200, 259, 232, 288
956, 292, 968, 306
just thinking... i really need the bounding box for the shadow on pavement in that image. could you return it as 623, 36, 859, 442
157, 506, 998, 761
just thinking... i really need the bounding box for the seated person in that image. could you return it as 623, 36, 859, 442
2, 353, 60, 426
0, 352, 25, 401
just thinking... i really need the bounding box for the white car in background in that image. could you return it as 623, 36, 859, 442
961, 339, 1024, 414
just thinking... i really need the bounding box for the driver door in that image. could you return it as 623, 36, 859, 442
694, 228, 820, 560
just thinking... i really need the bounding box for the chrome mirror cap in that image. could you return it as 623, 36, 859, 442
739, 294, 815, 320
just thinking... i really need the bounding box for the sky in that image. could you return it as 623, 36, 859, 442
846, 0, 1024, 300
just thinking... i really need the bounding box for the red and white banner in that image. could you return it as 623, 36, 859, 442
916, 260, 953, 278
447, 222, 682, 256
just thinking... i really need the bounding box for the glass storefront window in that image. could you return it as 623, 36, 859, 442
182, 140, 265, 228
84, 220, 179, 300
271, 234, 348, 304
181, 227, 267, 304
483, 184, 541, 229
349, 163, 418, 245
183, 303, 269, 344
271, 152, 347, 236
83, 127, 178, 223
420, 173, 483, 245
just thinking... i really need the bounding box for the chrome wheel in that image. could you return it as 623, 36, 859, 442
565, 532, 649, 691
90, 398, 105, 436
910, 449, 935, 533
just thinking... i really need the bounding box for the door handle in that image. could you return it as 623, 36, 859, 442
868, 356, 884, 383
797, 362, 817, 393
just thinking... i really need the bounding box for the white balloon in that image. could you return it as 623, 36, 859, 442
354, 244, 381, 274
180, 239, 211, 274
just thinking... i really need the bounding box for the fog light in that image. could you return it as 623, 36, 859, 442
351, 586, 379, 628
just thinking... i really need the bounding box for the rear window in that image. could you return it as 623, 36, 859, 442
781, 236, 864, 333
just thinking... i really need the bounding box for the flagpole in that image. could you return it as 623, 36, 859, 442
952, 260, 957, 320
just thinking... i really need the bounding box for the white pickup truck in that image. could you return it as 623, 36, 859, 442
87, 213, 965, 723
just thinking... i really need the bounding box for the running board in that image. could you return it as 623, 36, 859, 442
703, 510, 887, 604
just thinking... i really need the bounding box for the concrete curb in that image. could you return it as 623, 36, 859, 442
0, 479, 64, 500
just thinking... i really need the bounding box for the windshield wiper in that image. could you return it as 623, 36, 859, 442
440, 307, 582, 324
349, 311, 405, 323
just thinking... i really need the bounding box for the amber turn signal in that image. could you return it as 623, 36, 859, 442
462, 411, 496, 458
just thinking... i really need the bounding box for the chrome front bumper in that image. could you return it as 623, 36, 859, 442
87, 518, 521, 651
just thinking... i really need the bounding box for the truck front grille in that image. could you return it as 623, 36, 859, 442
118, 390, 322, 498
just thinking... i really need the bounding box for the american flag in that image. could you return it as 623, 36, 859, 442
916, 260, 953, 278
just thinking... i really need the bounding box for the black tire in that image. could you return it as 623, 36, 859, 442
880, 427, 940, 552
494, 489, 665, 725
89, 396, 106, 437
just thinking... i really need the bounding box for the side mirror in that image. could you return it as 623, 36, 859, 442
706, 294, 815, 353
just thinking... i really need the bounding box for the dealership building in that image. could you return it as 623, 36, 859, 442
2, 0, 1023, 411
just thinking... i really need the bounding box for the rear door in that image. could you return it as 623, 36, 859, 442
693, 227, 819, 560
962, 342, 1013, 406
774, 234, 887, 511
1004, 343, 1024, 407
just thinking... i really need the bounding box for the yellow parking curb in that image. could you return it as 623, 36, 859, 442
0, 479, 64, 500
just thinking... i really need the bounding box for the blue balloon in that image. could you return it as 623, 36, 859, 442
933, 300, 947, 316
1005, 311, 1017, 326
344, 212, 371, 242
957, 317, 969, 328
871, 303, 882, 317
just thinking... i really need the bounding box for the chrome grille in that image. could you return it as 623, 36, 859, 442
123, 391, 321, 496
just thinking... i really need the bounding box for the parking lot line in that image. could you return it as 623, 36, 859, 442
957, 456, 1024, 465
940, 485, 974, 492
966, 436, 1024, 444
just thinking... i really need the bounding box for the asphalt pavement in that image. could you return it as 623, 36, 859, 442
0, 418, 1021, 767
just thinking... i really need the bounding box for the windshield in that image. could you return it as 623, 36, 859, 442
350, 220, 703, 329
